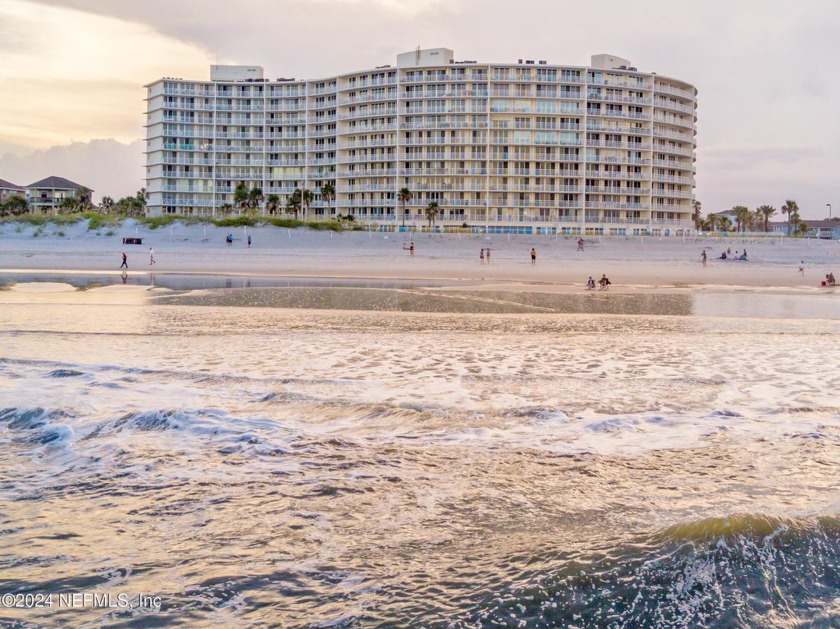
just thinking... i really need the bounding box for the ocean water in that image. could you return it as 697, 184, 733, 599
1, 282, 839, 628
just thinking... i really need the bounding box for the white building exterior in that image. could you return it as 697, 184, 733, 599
144, 49, 697, 235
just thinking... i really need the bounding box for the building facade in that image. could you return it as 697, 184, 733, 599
26, 176, 91, 213
144, 48, 697, 235
0, 178, 26, 205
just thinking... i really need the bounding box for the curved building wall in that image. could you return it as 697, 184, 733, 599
144, 50, 697, 234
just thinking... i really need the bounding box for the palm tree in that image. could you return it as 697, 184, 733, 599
691, 199, 702, 230
704, 213, 718, 232
757, 205, 776, 232
100, 196, 115, 214
398, 187, 413, 228
301, 189, 314, 219
58, 197, 76, 215
74, 187, 93, 212
247, 187, 264, 216
286, 189, 302, 218
781, 199, 798, 236
320, 182, 335, 217
219, 202, 234, 216
425, 201, 439, 229
732, 206, 750, 233
718, 216, 733, 232
233, 182, 250, 215
265, 193, 280, 216
790, 211, 804, 237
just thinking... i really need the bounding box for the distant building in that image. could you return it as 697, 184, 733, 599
767, 220, 840, 239
25, 176, 92, 213
0, 178, 26, 205
144, 48, 697, 235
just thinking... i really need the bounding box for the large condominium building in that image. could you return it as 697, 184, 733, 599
145, 48, 697, 235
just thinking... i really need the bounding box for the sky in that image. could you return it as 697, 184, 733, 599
1, 0, 838, 219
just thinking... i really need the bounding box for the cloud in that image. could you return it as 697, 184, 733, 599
0, 139, 144, 202
3, 0, 839, 216
0, 0, 210, 150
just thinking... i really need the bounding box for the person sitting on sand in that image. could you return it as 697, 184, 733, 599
599, 274, 611, 290
719, 251, 727, 260
739, 253, 747, 261
827, 272, 836, 286
586, 276, 596, 290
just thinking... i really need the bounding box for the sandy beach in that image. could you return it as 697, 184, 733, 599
1, 219, 838, 294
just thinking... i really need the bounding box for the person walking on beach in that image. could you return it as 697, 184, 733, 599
149, 248, 155, 265
798, 260, 805, 275
530, 248, 537, 265
577, 238, 584, 252
120, 252, 127, 269
247, 235, 252, 248
485, 248, 491, 264
480, 248, 485, 265
701, 250, 707, 267
409, 241, 415, 258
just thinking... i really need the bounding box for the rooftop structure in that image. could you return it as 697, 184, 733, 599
144, 48, 697, 235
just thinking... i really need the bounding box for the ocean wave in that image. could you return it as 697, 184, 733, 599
0, 407, 76, 448
459, 513, 840, 628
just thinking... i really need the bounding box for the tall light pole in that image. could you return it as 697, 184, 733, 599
828, 203, 832, 220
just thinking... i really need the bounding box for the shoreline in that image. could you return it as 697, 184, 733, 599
1, 220, 838, 294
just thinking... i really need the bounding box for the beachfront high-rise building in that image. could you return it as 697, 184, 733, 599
144, 48, 697, 235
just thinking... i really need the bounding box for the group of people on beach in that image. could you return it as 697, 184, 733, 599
586, 274, 611, 290
703, 247, 747, 265
479, 247, 491, 264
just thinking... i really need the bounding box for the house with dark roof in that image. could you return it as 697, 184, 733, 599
0, 178, 26, 205
25, 176, 92, 213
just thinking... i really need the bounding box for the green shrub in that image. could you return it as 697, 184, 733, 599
307, 221, 345, 232
56, 230, 65, 237
84, 213, 120, 231
52, 213, 82, 225
138, 215, 177, 229
15, 213, 48, 226
263, 217, 304, 228
106, 229, 115, 236
214, 216, 256, 227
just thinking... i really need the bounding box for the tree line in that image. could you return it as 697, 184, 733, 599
0, 187, 148, 218
692, 199, 821, 236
